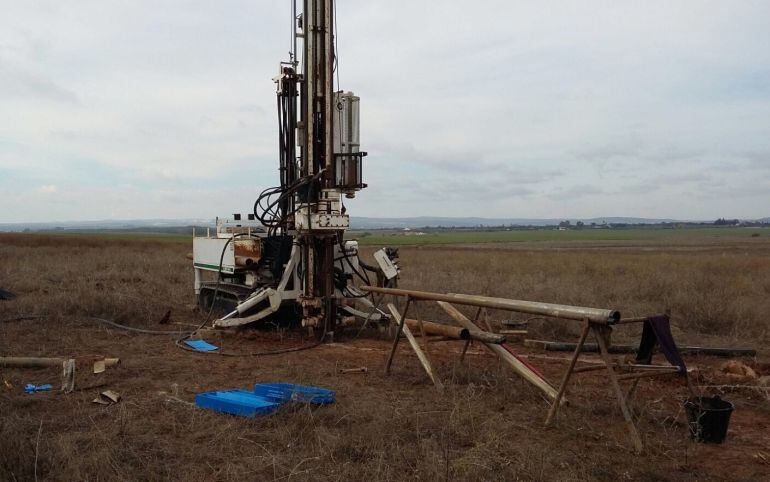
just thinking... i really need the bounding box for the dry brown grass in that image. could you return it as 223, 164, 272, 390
389, 243, 770, 346
1, 233, 769, 481
0, 234, 192, 326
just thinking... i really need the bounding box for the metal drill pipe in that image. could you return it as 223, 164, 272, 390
361, 286, 620, 324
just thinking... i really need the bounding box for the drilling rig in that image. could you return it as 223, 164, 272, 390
192, 0, 396, 334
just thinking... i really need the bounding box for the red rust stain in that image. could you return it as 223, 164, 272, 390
234, 239, 261, 259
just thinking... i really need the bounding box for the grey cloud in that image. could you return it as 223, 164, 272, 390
549, 184, 605, 201
742, 151, 770, 170
2, 1, 770, 222
650, 172, 710, 185
0, 62, 79, 104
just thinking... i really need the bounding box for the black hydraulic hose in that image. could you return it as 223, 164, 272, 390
336, 238, 371, 286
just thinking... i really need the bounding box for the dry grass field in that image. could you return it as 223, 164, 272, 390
1, 233, 769, 480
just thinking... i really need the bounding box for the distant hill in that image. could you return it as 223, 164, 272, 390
1, 216, 768, 232
0, 218, 214, 232
349, 216, 680, 229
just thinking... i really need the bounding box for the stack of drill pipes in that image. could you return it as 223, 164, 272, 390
436, 301, 560, 402
361, 286, 620, 324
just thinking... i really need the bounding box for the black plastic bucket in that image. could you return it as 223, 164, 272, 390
684, 396, 734, 443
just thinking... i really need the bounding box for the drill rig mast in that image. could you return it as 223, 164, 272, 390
192, 1, 394, 333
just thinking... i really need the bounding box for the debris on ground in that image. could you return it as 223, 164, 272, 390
501, 320, 528, 329
184, 340, 219, 352
339, 367, 368, 374
24, 383, 53, 394
92, 390, 121, 405
196, 383, 335, 417
720, 360, 759, 381
0, 288, 16, 300
2, 357, 75, 392
92, 357, 120, 374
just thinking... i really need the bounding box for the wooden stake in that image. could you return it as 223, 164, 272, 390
385, 297, 411, 374
482, 307, 493, 332
387, 303, 444, 390
593, 324, 644, 454
545, 320, 590, 426
414, 303, 439, 380
626, 378, 641, 405
460, 339, 471, 362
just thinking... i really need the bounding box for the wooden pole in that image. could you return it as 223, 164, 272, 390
460, 339, 471, 362
572, 364, 611, 373
482, 307, 493, 332
524, 340, 756, 357
593, 324, 644, 454
0, 357, 63, 368
404, 319, 468, 340
437, 301, 559, 401
616, 370, 680, 381
545, 320, 590, 426
413, 303, 438, 381
499, 330, 528, 336
574, 363, 678, 374
387, 303, 444, 390
626, 378, 641, 410
385, 297, 411, 374
362, 286, 621, 324
467, 330, 506, 344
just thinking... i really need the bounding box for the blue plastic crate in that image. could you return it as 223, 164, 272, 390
253, 383, 335, 405
195, 389, 281, 417
184, 340, 218, 352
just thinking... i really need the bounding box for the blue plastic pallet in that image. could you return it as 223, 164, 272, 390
195, 389, 281, 417
253, 383, 336, 405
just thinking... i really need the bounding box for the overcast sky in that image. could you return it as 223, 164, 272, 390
1, 1, 769, 222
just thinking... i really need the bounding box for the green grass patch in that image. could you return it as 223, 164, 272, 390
349, 227, 765, 246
